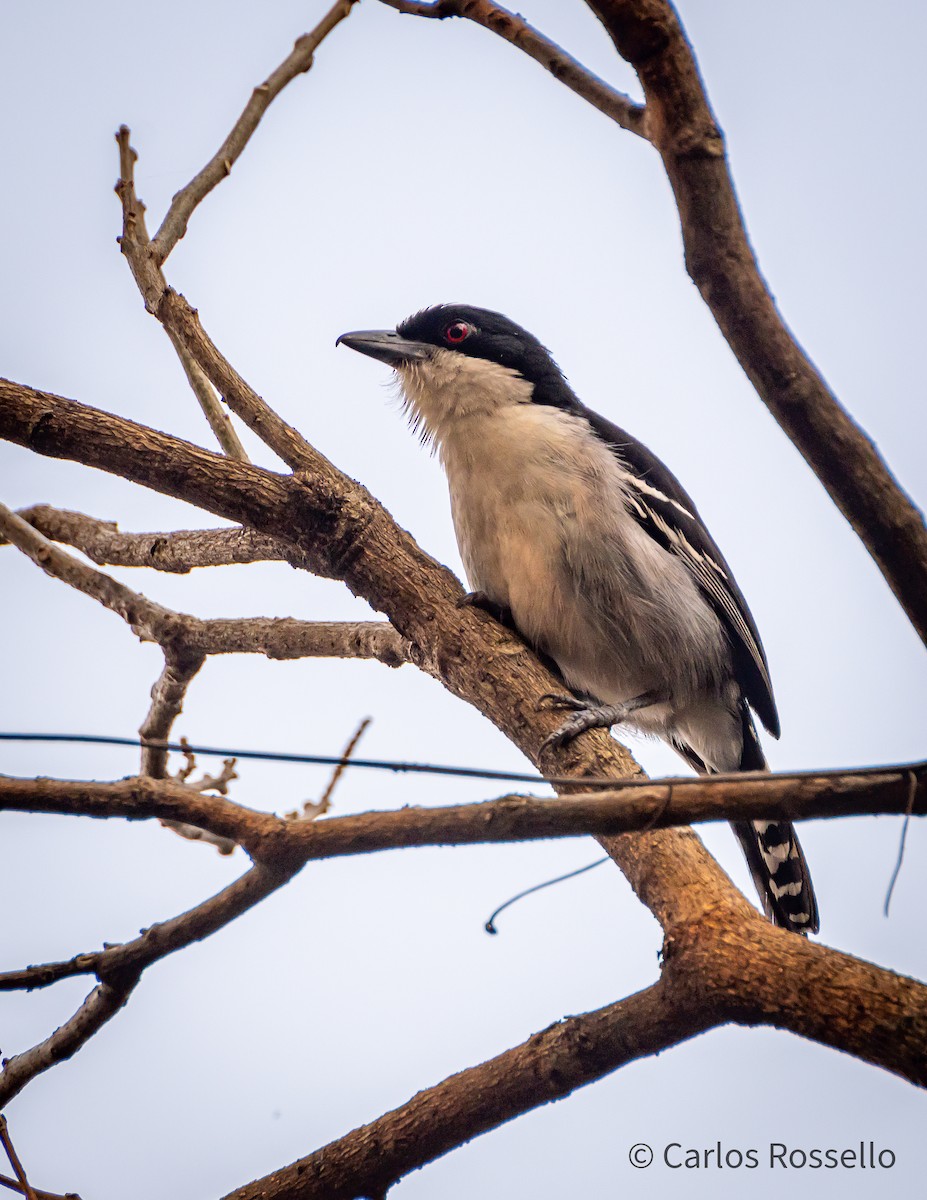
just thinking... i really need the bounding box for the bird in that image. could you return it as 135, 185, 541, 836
337, 304, 819, 935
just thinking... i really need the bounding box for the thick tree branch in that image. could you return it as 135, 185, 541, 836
582, 0, 927, 645
378, 0, 646, 135
150, 1, 358, 264
228, 928, 927, 1200
223, 983, 708, 1200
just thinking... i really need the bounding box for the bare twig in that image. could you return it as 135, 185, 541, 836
0, 1119, 37, 1200
0, 976, 139, 1109
167, 332, 250, 461
314, 716, 372, 816
161, 749, 240, 854
378, 0, 646, 135
3, 507, 288, 573
0, 501, 409, 667
0, 861, 298, 995
0, 1172, 79, 1200
0, 501, 184, 647
150, 1, 358, 264
116, 128, 326, 473
113, 128, 251, 459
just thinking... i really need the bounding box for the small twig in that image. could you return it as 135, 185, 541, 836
315, 717, 372, 815
161, 750, 240, 854
884, 770, 919, 916
167, 332, 250, 462
150, 1, 358, 263
0, 1118, 38, 1200
378, 0, 646, 135
0, 1174, 79, 1200
116, 130, 328, 473
114, 127, 251, 458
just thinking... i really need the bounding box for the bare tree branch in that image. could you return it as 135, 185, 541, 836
582, 0, 927, 644
1, 764, 924, 867
167, 333, 250, 461
0, 376, 879, 936
378, 0, 646, 135
0, 861, 298, 995
138, 649, 207, 779
0, 1171, 78, 1200
225, 913, 927, 1200
0, 501, 409, 666
149, 1, 358, 264
116, 130, 327, 473
2, 507, 287, 573
0, 1118, 38, 1200
223, 983, 705, 1200
0, 975, 139, 1109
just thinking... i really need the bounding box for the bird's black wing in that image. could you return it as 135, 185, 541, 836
580, 406, 780, 737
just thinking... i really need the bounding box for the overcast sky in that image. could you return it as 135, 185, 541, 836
1, 2, 925, 1197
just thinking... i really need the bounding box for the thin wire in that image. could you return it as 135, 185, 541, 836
883, 771, 918, 917
484, 857, 610, 934
0, 731, 549, 784
0, 731, 924, 791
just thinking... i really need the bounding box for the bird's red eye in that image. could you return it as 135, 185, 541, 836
445, 321, 472, 344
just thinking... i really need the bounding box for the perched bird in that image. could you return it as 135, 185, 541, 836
338, 304, 818, 934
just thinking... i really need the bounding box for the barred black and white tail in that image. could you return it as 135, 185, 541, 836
732, 706, 819, 935
674, 706, 819, 935
731, 818, 819, 934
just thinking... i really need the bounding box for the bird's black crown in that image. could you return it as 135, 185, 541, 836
398, 304, 576, 408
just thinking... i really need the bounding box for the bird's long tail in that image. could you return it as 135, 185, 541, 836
731, 706, 819, 935
674, 706, 819, 934
731, 819, 819, 934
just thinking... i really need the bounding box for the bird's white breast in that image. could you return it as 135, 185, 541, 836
396, 355, 729, 719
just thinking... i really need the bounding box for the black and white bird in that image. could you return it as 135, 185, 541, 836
338, 304, 819, 935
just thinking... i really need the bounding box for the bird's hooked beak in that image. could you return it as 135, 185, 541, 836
336, 329, 434, 366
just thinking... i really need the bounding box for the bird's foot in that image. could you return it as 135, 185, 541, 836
457, 590, 514, 627
538, 691, 660, 755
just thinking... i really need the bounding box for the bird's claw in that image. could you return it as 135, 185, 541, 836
457, 591, 513, 626
537, 691, 589, 712
538, 700, 631, 756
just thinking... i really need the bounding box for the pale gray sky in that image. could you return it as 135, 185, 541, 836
1, 2, 925, 1197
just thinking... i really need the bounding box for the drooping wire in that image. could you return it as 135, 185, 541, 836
484, 856, 610, 934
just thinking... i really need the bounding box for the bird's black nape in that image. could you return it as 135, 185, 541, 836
397, 304, 580, 410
